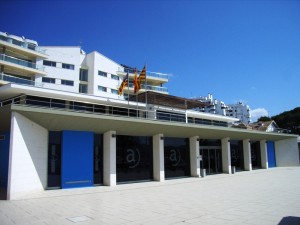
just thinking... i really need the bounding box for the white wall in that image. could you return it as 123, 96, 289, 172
36, 47, 82, 93
7, 112, 48, 200
85, 52, 122, 99
275, 138, 299, 167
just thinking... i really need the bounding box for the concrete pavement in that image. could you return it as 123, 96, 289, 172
0, 167, 300, 225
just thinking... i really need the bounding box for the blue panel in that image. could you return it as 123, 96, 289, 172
0, 132, 10, 189
62, 131, 94, 188
267, 141, 276, 168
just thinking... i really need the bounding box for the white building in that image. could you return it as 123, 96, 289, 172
33, 46, 169, 99
194, 94, 251, 124
227, 102, 251, 124
0, 31, 299, 200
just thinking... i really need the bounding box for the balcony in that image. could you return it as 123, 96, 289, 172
124, 83, 168, 94
0, 54, 46, 74
0, 34, 46, 56
0, 73, 43, 87
117, 68, 169, 85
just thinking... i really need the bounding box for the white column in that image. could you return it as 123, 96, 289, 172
243, 139, 252, 171
260, 140, 268, 169
103, 131, 116, 186
153, 134, 164, 182
222, 137, 231, 174
189, 136, 200, 177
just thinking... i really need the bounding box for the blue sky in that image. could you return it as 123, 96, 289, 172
2, 0, 300, 121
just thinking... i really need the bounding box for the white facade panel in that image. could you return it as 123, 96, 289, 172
275, 138, 299, 167
7, 112, 48, 200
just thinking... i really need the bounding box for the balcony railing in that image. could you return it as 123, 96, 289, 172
0, 36, 46, 54
0, 73, 44, 87
0, 95, 231, 129
0, 54, 45, 71
118, 68, 169, 80
127, 83, 168, 93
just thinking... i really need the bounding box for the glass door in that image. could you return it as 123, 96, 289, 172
47, 131, 61, 189
209, 149, 216, 174
47, 144, 61, 188
200, 147, 222, 175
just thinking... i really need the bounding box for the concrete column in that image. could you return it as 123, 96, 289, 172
103, 131, 116, 186
243, 139, 252, 171
260, 140, 268, 169
222, 137, 231, 174
153, 134, 164, 182
189, 136, 200, 177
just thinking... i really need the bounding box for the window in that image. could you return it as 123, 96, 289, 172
98, 70, 107, 77
62, 63, 75, 70
79, 69, 88, 81
98, 86, 107, 92
111, 89, 118, 95
61, 79, 74, 86
79, 84, 88, 93
111, 74, 119, 80
43, 60, 56, 67
42, 77, 55, 83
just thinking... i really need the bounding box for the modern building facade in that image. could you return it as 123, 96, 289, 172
0, 32, 299, 200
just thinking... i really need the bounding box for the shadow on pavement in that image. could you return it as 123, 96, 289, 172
278, 216, 300, 225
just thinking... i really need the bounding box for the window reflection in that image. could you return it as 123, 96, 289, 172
164, 137, 190, 179
116, 135, 153, 183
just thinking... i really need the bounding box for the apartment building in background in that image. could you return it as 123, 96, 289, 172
194, 94, 251, 124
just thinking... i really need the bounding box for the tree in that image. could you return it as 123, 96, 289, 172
271, 107, 300, 135
257, 116, 272, 122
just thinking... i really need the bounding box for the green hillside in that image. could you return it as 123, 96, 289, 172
272, 107, 300, 135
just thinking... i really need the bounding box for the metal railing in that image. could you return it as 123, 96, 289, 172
1, 95, 294, 133
0, 36, 46, 54
0, 73, 44, 87
127, 83, 168, 93
271, 128, 291, 134
0, 54, 45, 71
118, 67, 169, 80
0, 95, 232, 128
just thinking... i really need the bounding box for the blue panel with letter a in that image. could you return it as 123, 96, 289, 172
62, 130, 94, 188
267, 141, 276, 168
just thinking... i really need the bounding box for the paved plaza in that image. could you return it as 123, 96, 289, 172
0, 167, 300, 225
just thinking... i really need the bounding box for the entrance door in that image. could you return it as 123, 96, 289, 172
200, 147, 222, 175
48, 132, 61, 189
